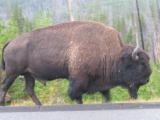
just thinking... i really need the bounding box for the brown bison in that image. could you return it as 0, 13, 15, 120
0, 21, 151, 105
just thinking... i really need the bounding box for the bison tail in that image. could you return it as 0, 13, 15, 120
1, 41, 10, 70
1, 57, 5, 70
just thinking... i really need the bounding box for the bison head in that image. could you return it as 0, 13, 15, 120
118, 46, 152, 99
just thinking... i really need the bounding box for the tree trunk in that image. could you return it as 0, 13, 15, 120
156, 0, 160, 22
67, 0, 74, 21
135, 0, 145, 50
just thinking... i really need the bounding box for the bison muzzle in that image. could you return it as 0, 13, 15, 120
0, 21, 152, 105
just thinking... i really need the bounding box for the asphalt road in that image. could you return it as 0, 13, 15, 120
0, 103, 160, 120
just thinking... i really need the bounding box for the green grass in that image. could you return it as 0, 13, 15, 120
5, 64, 160, 106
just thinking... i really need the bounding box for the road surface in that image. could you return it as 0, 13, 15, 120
0, 103, 160, 120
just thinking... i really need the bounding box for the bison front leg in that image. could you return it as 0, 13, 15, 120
68, 78, 88, 104
101, 89, 110, 102
24, 74, 42, 105
128, 86, 138, 99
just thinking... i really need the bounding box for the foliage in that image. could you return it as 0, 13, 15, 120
124, 28, 134, 44
11, 5, 33, 33
78, 0, 108, 23
32, 11, 53, 29
0, 19, 19, 59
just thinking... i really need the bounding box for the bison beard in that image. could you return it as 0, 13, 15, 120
0, 21, 151, 105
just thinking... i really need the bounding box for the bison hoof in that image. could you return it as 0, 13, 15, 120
76, 99, 83, 104
0, 95, 11, 106
104, 100, 110, 103
0, 100, 5, 106
35, 103, 42, 106
5, 94, 11, 103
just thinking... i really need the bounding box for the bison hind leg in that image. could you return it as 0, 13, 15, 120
24, 73, 42, 105
68, 78, 88, 104
100, 89, 111, 102
0, 75, 18, 105
68, 87, 83, 104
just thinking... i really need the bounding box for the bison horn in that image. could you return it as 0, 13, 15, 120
132, 33, 140, 60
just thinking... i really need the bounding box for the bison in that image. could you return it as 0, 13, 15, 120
0, 21, 151, 105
